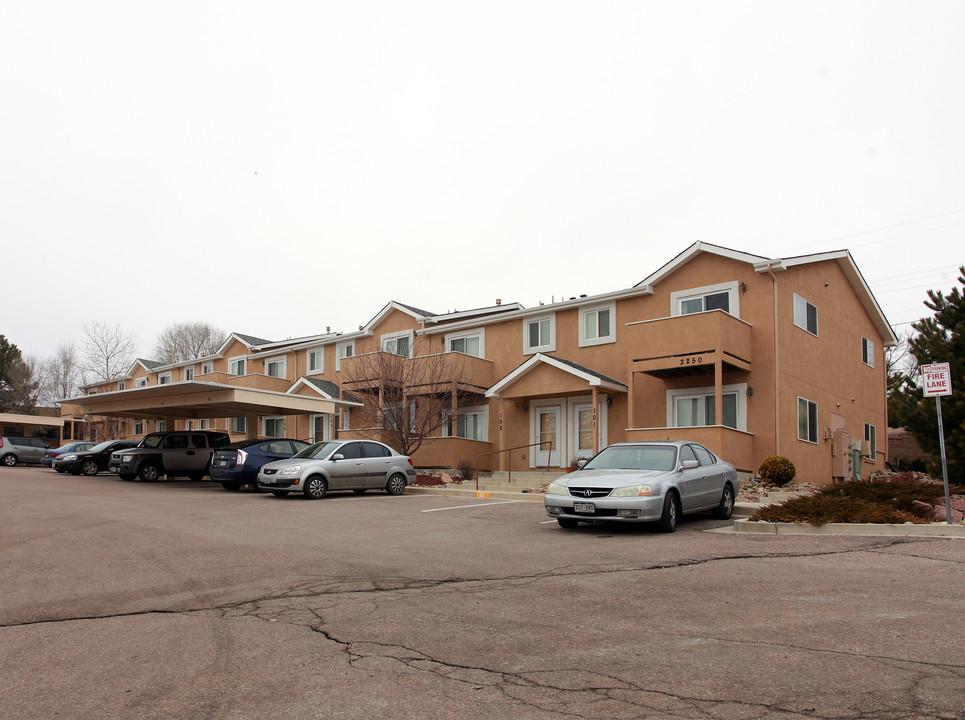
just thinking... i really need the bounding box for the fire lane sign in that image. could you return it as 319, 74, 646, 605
921, 362, 953, 397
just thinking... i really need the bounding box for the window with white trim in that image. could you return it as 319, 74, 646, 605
793, 294, 818, 336
580, 304, 615, 347
264, 356, 286, 379
864, 423, 877, 460
118, 381, 126, 390
262, 416, 284, 438
201, 362, 213, 375
671, 281, 739, 318
135, 378, 148, 388
339, 407, 350, 431
158, 373, 172, 385
446, 330, 484, 358
667, 384, 746, 431
524, 315, 555, 354
184, 367, 194, 381
797, 397, 818, 443
861, 337, 875, 367
307, 348, 324, 374
381, 331, 413, 358
157, 420, 165, 432
336, 341, 354, 371
231, 417, 247, 434
133, 420, 144, 434
228, 357, 247, 376
198, 419, 209, 430
442, 406, 489, 441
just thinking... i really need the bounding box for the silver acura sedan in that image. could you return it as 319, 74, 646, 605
544, 441, 738, 531
257, 439, 417, 499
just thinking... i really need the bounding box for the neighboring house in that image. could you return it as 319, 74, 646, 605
61, 242, 895, 485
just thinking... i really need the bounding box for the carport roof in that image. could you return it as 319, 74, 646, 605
60, 381, 339, 421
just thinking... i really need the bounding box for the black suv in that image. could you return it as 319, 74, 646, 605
108, 431, 231, 482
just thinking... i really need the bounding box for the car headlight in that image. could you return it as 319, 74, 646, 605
122, 455, 133, 462
547, 482, 569, 496
279, 465, 301, 475
610, 484, 653, 497
61, 455, 78, 461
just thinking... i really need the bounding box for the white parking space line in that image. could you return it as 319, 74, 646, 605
421, 500, 524, 513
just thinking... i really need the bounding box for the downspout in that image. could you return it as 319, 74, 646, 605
766, 262, 780, 456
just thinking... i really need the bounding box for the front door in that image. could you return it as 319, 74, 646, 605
574, 403, 595, 460
312, 414, 331, 443
534, 406, 561, 468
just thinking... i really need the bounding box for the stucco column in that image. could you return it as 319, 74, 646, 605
498, 397, 506, 472
714, 352, 723, 427
627, 366, 635, 429
245, 412, 259, 440
591, 386, 599, 455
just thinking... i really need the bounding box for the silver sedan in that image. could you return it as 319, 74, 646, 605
544, 441, 738, 531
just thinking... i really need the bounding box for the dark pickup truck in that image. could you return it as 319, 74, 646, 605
108, 430, 231, 482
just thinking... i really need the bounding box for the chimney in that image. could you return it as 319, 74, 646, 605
326, 326, 331, 333
496, 298, 501, 306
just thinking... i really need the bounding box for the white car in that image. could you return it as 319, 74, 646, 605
544, 441, 738, 531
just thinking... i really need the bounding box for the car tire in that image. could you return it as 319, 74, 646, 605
385, 474, 407, 496
118, 473, 136, 481
304, 475, 327, 499
557, 518, 580, 529
657, 491, 679, 533
271, 491, 289, 497
712, 484, 735, 520
221, 482, 241, 492
2, 454, 18, 467
138, 464, 161, 482
82, 460, 99, 476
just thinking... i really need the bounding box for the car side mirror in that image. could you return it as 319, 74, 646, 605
680, 459, 699, 470
576, 457, 588, 469
331, 453, 344, 461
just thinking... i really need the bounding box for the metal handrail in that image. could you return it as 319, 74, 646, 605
474, 441, 552, 490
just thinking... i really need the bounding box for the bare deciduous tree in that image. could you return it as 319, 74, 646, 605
153, 322, 225, 364
82, 321, 136, 384
337, 349, 479, 457
40, 342, 82, 404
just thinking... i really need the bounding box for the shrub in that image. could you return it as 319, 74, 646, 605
758, 456, 796, 487
456, 459, 476, 480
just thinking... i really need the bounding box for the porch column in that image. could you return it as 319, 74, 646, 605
627, 367, 635, 429
451, 381, 458, 427
591, 386, 599, 455
497, 397, 506, 472
714, 352, 723, 427
245, 412, 259, 440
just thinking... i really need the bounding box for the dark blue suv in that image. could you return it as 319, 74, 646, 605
210, 438, 311, 491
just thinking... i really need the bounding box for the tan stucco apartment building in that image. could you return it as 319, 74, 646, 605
63, 242, 896, 485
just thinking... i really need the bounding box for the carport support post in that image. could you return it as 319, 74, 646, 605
244, 413, 259, 441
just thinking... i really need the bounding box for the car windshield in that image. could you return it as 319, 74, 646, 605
582, 445, 677, 472
139, 434, 164, 448
293, 441, 341, 460
88, 441, 115, 453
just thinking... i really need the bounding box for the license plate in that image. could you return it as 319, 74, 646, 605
218, 460, 228, 467
573, 502, 595, 513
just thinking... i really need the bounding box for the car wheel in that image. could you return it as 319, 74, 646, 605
82, 460, 99, 476
352, 489, 367, 495
557, 518, 580, 529
118, 473, 136, 481
271, 491, 289, 497
221, 482, 241, 492
138, 464, 161, 482
2, 454, 18, 467
713, 484, 735, 520
385, 474, 407, 496
304, 475, 327, 499
657, 491, 679, 533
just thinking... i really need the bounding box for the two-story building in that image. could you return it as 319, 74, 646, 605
63, 242, 895, 485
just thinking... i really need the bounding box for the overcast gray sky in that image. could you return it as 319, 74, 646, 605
2, 1, 963, 361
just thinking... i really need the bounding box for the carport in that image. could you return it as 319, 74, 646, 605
61, 381, 340, 440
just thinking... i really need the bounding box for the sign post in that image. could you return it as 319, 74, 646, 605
921, 363, 953, 524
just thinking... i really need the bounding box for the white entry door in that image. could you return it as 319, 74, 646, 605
534, 406, 561, 467
574, 403, 596, 459
311, 414, 331, 442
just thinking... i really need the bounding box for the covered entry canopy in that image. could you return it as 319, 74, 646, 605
61, 381, 339, 427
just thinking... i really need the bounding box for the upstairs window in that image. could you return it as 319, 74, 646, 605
382, 331, 413, 358
793, 294, 818, 336
671, 282, 739, 318
861, 337, 875, 367
307, 348, 324, 374
264, 357, 286, 378
524, 315, 555, 354
228, 357, 247, 376
135, 378, 148, 388
184, 367, 195, 381
201, 362, 213, 375
336, 342, 354, 371
446, 330, 484, 358
580, 304, 615, 347
158, 373, 172, 385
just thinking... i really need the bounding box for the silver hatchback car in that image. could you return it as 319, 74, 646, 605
544, 441, 738, 532
257, 439, 417, 499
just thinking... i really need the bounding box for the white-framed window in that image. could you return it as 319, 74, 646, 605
135, 378, 148, 388
228, 356, 247, 376
861, 337, 875, 367
198, 419, 209, 430
793, 294, 818, 336
524, 314, 556, 354
671, 281, 740, 318
307, 347, 324, 374
262, 416, 285, 438
231, 417, 247, 434
381, 330, 413, 358
797, 397, 818, 444
336, 341, 354, 371
264, 356, 287, 379
579, 303, 616, 347
157, 420, 165, 432
133, 420, 144, 434
864, 423, 877, 460
666, 384, 747, 431
445, 329, 484, 358
339, 407, 351, 431
118, 381, 126, 390
158, 373, 172, 385
185, 420, 194, 431
442, 405, 489, 441
201, 362, 213, 375
184, 367, 195, 381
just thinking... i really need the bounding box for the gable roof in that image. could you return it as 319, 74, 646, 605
486, 353, 627, 398
360, 301, 437, 334
287, 377, 362, 405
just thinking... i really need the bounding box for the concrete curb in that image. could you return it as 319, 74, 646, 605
733, 519, 965, 537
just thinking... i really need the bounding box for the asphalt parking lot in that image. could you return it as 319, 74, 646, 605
2, 466, 964, 720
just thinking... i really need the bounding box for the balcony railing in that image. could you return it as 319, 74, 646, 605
627, 310, 752, 377
339, 351, 494, 394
